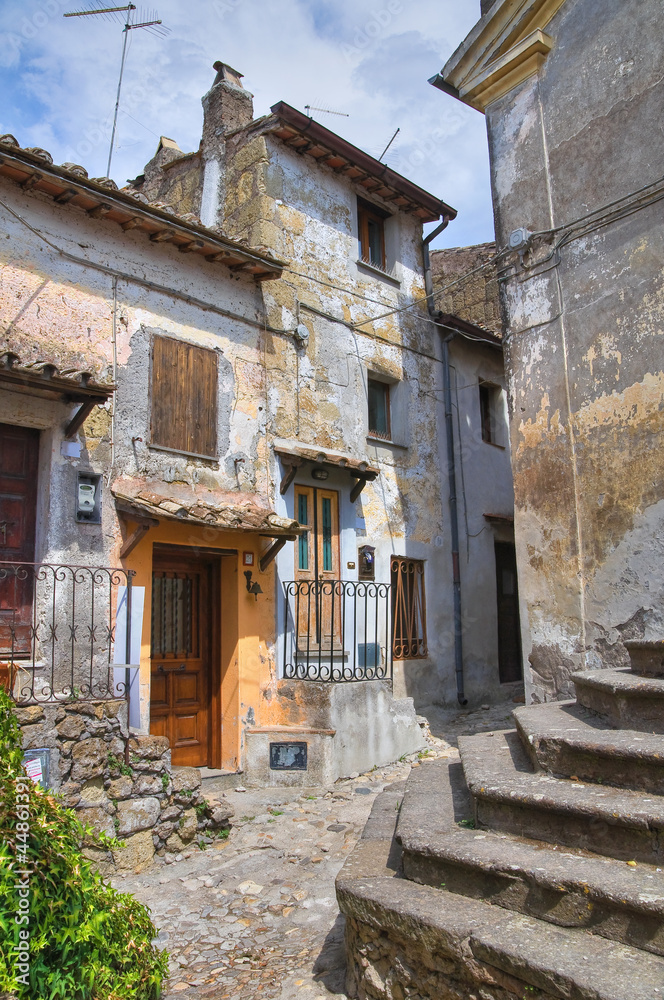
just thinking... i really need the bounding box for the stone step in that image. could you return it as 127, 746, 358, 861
338, 809, 664, 1000
459, 730, 664, 863
573, 668, 664, 732
513, 700, 664, 792
395, 760, 664, 955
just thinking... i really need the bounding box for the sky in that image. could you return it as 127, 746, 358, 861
0, 0, 493, 250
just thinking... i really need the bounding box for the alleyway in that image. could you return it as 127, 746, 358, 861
111, 702, 516, 1000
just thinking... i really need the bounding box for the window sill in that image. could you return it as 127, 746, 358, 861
149, 442, 219, 464
482, 439, 506, 450
356, 260, 401, 287
367, 435, 408, 451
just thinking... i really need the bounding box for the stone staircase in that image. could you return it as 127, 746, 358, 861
337, 657, 664, 999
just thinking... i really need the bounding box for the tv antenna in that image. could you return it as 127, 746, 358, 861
304, 104, 349, 118
63, 3, 169, 178
378, 127, 400, 162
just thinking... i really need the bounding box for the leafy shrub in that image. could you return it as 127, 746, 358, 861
0, 689, 168, 999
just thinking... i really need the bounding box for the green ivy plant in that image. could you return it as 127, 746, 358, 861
0, 689, 168, 999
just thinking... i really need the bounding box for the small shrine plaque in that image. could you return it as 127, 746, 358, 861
269, 741, 308, 771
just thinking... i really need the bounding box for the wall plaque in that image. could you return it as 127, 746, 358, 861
269, 741, 308, 771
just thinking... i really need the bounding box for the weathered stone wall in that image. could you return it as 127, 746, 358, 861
16, 703, 232, 872
431, 242, 500, 334
480, 0, 664, 700
343, 913, 558, 1000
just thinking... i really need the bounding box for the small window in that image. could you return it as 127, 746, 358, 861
479, 381, 503, 446
151, 335, 218, 458
368, 378, 391, 440
391, 557, 427, 659
358, 199, 387, 269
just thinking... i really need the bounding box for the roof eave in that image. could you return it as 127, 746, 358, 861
268, 102, 456, 224
0, 144, 286, 281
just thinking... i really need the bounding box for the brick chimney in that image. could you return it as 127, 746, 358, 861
202, 61, 254, 145
199, 62, 254, 228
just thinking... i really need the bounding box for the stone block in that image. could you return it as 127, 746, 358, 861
82, 845, 115, 879
128, 734, 170, 760
131, 774, 163, 796
165, 831, 186, 854
178, 808, 198, 843
15, 706, 44, 725
70, 738, 107, 782
116, 796, 161, 836
159, 805, 181, 822
57, 714, 89, 740
78, 777, 110, 808
78, 806, 115, 837
154, 821, 175, 840
114, 829, 155, 873
171, 766, 201, 793
107, 776, 133, 800
208, 802, 234, 828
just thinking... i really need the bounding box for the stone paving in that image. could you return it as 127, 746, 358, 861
111, 701, 516, 1000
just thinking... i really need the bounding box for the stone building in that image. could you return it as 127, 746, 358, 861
0, 59, 517, 817
432, 0, 664, 701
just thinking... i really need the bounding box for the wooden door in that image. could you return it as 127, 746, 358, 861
150, 551, 213, 766
0, 424, 39, 656
294, 486, 340, 647
495, 542, 523, 683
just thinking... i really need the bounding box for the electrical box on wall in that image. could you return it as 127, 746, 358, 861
76, 472, 102, 523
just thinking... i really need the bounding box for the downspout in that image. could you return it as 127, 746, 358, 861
422, 221, 468, 706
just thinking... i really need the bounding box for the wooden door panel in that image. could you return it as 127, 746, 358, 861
173, 670, 201, 704
293, 486, 341, 648
150, 553, 211, 767
0, 424, 39, 656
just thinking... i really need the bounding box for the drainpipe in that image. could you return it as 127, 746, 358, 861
422, 221, 468, 706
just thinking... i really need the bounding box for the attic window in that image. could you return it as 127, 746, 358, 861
151, 335, 218, 459
358, 198, 387, 270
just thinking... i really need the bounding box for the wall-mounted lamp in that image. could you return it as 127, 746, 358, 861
311, 466, 329, 481
244, 570, 263, 601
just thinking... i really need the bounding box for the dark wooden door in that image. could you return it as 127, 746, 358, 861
150, 551, 213, 767
0, 424, 39, 655
495, 542, 523, 683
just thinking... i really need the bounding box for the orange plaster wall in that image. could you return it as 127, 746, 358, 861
119, 519, 277, 771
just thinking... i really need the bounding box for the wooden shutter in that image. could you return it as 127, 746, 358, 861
151, 336, 217, 458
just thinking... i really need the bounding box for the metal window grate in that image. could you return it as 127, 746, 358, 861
391, 557, 427, 659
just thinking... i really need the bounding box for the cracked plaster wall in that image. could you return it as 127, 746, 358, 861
485, 0, 664, 700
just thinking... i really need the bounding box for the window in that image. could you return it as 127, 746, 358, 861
391, 557, 427, 659
479, 381, 503, 446
368, 378, 391, 440
151, 335, 218, 459
358, 198, 387, 269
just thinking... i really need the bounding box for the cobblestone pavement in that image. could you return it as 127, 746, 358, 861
112, 701, 516, 1000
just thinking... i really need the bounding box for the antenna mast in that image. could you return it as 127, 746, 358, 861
64, 3, 169, 177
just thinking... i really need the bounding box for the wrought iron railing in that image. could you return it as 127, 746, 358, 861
0, 562, 134, 705
283, 579, 392, 681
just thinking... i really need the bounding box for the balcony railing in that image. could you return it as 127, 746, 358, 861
283, 579, 392, 682
0, 562, 134, 705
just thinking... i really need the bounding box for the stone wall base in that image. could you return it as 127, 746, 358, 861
16, 700, 232, 873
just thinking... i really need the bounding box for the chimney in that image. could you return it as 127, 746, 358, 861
202, 61, 254, 146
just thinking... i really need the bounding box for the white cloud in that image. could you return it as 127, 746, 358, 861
0, 0, 493, 248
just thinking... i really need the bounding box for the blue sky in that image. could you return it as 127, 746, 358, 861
0, 0, 493, 249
